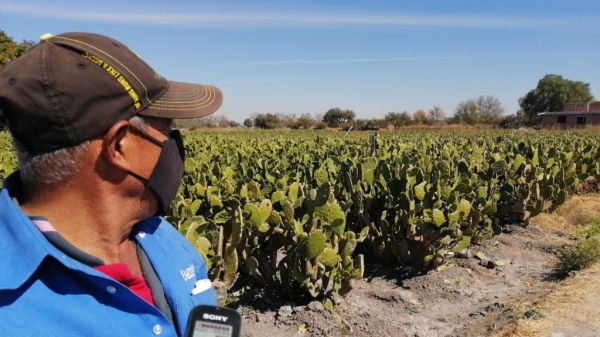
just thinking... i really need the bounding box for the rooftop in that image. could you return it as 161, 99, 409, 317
538, 110, 600, 116
537, 101, 600, 116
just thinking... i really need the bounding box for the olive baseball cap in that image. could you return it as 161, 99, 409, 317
0, 32, 223, 154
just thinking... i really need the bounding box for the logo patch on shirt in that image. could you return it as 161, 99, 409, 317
192, 279, 213, 296
180, 264, 195, 281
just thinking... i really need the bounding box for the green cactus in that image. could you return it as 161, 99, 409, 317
271, 191, 286, 204
314, 182, 331, 207
352, 255, 364, 279
268, 210, 282, 227
307, 231, 326, 259
327, 204, 346, 237
259, 199, 273, 223
315, 167, 329, 186
432, 209, 446, 227
223, 244, 238, 287
320, 248, 342, 267
281, 200, 295, 226
244, 203, 270, 233
288, 182, 300, 204
246, 256, 267, 286
458, 199, 471, 219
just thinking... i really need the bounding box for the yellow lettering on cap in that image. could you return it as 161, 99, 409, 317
117, 76, 132, 91
104, 65, 120, 78
79, 52, 141, 109
82, 52, 104, 67
128, 88, 139, 103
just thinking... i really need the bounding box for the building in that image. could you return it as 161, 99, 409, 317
538, 102, 600, 128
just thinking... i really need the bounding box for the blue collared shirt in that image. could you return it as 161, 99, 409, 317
0, 172, 217, 336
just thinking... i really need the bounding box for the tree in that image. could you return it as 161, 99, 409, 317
322, 107, 355, 127
196, 115, 216, 127
172, 114, 230, 129
384, 111, 413, 129
292, 113, 315, 130
398, 112, 414, 127
1, 30, 35, 132
519, 74, 595, 124
229, 120, 240, 127
0, 30, 36, 68
365, 118, 386, 130
276, 113, 297, 128
474, 95, 504, 118
254, 113, 281, 129
413, 109, 428, 124
427, 106, 445, 124
313, 113, 324, 123
243, 118, 254, 128
313, 122, 328, 130
383, 112, 400, 130
218, 116, 230, 128
454, 95, 505, 125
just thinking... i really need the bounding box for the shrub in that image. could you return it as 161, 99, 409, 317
559, 218, 600, 275
292, 116, 315, 130
254, 113, 281, 129
313, 122, 328, 130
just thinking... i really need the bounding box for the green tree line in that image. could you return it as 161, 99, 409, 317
0, 30, 36, 132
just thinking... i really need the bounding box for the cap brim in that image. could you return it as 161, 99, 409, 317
139, 81, 223, 119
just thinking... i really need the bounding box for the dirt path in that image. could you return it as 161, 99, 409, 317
494, 264, 600, 337
233, 195, 600, 337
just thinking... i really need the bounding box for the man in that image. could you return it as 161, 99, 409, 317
0, 32, 223, 336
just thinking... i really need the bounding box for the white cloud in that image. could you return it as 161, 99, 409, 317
228, 57, 462, 66
213, 79, 287, 85
230, 53, 600, 67
0, 3, 596, 32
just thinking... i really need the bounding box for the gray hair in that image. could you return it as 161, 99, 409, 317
9, 116, 149, 185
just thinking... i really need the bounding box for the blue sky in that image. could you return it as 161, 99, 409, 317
1, 0, 599, 122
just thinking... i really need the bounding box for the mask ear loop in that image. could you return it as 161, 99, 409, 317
129, 125, 166, 147
126, 125, 166, 184
127, 170, 151, 185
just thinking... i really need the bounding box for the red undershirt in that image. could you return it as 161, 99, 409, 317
95, 263, 155, 306
29, 217, 156, 306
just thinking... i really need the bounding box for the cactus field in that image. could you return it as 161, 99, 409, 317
157, 130, 599, 303
1, 129, 600, 335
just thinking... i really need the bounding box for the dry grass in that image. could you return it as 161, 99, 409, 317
529, 195, 600, 232
494, 264, 600, 337
493, 195, 600, 337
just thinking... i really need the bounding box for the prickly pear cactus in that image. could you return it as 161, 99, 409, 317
147, 129, 600, 305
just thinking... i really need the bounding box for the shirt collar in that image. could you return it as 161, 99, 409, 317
0, 171, 167, 291
0, 171, 96, 290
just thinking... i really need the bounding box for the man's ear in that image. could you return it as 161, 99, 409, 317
101, 120, 133, 172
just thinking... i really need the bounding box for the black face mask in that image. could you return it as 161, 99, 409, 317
127, 127, 185, 216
